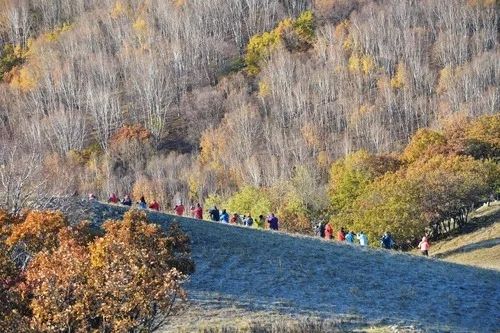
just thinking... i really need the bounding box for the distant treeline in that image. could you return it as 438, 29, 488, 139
0, 0, 498, 242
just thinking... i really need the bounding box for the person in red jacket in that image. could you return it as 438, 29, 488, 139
193, 203, 203, 219
230, 213, 241, 224
149, 199, 160, 211
324, 223, 333, 240
108, 193, 119, 204
337, 227, 346, 241
174, 202, 185, 216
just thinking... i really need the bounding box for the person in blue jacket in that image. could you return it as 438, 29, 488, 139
380, 231, 395, 249
209, 206, 220, 221
267, 213, 279, 231
219, 209, 229, 223
345, 231, 355, 244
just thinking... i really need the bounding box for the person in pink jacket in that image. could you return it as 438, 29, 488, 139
324, 223, 333, 240
418, 236, 430, 256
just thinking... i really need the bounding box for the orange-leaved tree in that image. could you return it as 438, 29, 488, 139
25, 231, 91, 332
6, 210, 68, 255
87, 210, 193, 332
0, 210, 30, 333
2, 208, 193, 332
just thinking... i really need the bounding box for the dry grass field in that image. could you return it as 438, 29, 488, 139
428, 202, 500, 271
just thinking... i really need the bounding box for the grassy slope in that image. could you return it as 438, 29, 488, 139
428, 202, 500, 271
96, 203, 500, 332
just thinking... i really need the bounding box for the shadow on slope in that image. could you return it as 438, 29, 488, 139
433, 238, 500, 258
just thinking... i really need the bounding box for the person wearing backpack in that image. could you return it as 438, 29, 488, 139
381, 232, 395, 249
244, 214, 254, 227
209, 206, 220, 222
345, 231, 355, 244
418, 236, 430, 256
220, 209, 229, 223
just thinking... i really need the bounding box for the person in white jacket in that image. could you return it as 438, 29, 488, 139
357, 231, 368, 246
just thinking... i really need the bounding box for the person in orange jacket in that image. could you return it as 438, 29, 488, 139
337, 227, 346, 241
325, 223, 333, 240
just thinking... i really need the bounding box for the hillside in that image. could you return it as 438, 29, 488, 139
60, 200, 500, 332
1, 0, 498, 220
429, 202, 500, 271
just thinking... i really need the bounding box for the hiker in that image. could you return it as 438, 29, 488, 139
88, 193, 97, 201
149, 199, 160, 211
380, 232, 395, 249
193, 203, 203, 219
190, 205, 196, 217
220, 209, 229, 223
230, 213, 241, 224
121, 194, 132, 206
316, 222, 326, 238
314, 223, 321, 236
244, 214, 254, 227
209, 206, 220, 222
345, 231, 355, 244
357, 231, 368, 247
257, 214, 266, 228
337, 227, 346, 241
108, 193, 119, 204
324, 223, 333, 240
418, 236, 430, 256
174, 202, 185, 216
267, 213, 279, 231
138, 196, 147, 209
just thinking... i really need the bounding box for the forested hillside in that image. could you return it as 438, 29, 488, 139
0, 0, 498, 239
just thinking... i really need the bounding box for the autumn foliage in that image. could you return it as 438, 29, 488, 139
0, 209, 193, 332
6, 210, 67, 254
329, 115, 500, 247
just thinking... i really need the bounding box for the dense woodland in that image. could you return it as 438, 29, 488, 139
0, 0, 498, 241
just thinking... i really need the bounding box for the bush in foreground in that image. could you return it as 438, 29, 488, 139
0, 209, 194, 332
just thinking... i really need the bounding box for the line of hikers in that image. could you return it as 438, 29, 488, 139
207, 205, 279, 230
104, 193, 279, 231
102, 193, 430, 254
106, 193, 161, 211
316, 224, 370, 246
316, 223, 431, 255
